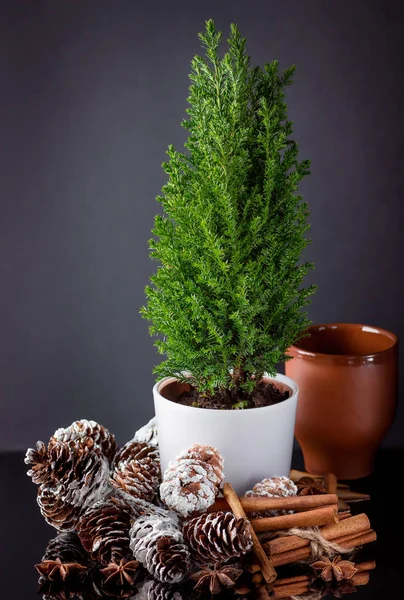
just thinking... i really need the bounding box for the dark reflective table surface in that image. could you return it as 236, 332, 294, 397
1, 448, 402, 599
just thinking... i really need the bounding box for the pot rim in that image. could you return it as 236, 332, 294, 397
153, 372, 298, 414
289, 322, 398, 363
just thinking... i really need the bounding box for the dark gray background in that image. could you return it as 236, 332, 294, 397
1, 0, 403, 451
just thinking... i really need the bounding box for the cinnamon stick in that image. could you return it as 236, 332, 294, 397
324, 472, 338, 494
269, 529, 376, 567
210, 493, 338, 513
272, 559, 375, 588
264, 512, 370, 556
251, 504, 338, 533
351, 571, 370, 586
222, 482, 277, 584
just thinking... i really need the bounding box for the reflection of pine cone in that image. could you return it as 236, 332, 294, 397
160, 445, 224, 518
130, 514, 190, 583
36, 533, 88, 600
245, 476, 298, 517
50, 419, 117, 463
112, 457, 160, 502
32, 438, 110, 531
136, 578, 183, 600
77, 494, 137, 565
183, 511, 252, 565
114, 441, 160, 467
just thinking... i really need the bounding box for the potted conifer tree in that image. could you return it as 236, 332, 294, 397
141, 21, 316, 493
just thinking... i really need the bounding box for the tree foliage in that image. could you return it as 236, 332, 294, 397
140, 20, 316, 397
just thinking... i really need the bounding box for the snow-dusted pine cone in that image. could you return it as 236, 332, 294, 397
130, 514, 190, 583
37, 487, 82, 532
77, 494, 137, 565
160, 445, 224, 518
114, 441, 160, 467
112, 457, 160, 502
135, 578, 184, 600
30, 438, 110, 531
177, 444, 224, 487
49, 419, 117, 463
133, 417, 159, 447
183, 511, 253, 565
245, 476, 298, 517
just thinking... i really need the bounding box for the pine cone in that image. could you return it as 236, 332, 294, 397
178, 445, 224, 486
37, 487, 81, 532
160, 445, 224, 518
25, 441, 49, 485
32, 438, 110, 530
36, 532, 89, 600
135, 578, 184, 600
114, 441, 160, 467
77, 494, 137, 565
50, 419, 117, 463
130, 514, 190, 583
245, 476, 298, 517
183, 511, 253, 565
112, 457, 160, 502
133, 417, 159, 447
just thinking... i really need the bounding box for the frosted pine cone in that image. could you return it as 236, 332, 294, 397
50, 419, 117, 463
130, 514, 190, 583
77, 494, 137, 565
245, 476, 298, 517
160, 445, 224, 518
25, 441, 49, 485
183, 511, 253, 565
37, 487, 81, 532
133, 417, 159, 447
177, 445, 224, 486
112, 457, 160, 502
114, 441, 160, 467
32, 439, 110, 531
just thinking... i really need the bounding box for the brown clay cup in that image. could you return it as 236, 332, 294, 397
285, 323, 398, 479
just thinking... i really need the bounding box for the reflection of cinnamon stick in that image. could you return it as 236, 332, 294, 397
272, 582, 309, 597
222, 483, 277, 584
210, 493, 338, 513
272, 561, 375, 595
251, 505, 338, 532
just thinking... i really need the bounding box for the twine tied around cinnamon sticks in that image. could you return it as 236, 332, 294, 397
266, 526, 353, 563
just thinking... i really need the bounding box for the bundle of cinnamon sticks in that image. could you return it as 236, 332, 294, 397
218, 471, 375, 585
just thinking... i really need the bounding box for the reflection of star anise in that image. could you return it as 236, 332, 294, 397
297, 476, 327, 495
191, 564, 243, 595
35, 558, 87, 581
311, 556, 358, 582
99, 558, 140, 586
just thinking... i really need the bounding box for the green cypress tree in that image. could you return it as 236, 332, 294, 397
140, 20, 316, 403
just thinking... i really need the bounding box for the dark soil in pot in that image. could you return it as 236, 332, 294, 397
175, 380, 290, 409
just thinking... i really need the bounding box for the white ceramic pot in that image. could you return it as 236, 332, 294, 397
153, 373, 299, 495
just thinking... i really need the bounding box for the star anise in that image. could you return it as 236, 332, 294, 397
311, 555, 358, 582
99, 558, 140, 586
191, 564, 243, 595
297, 476, 327, 495
35, 558, 87, 581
